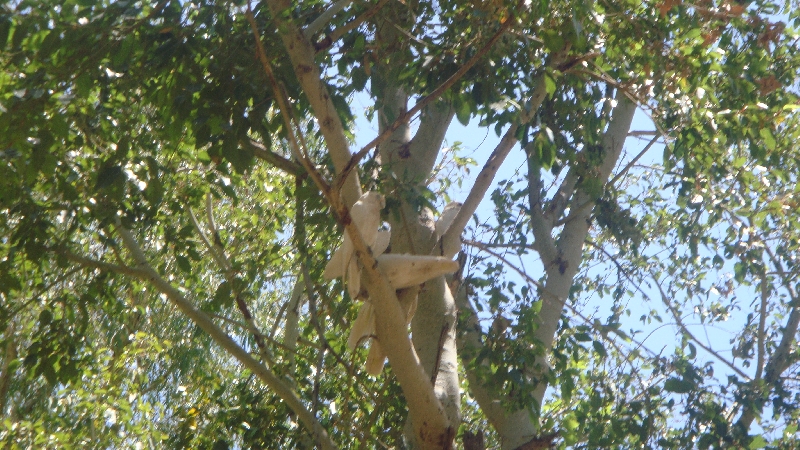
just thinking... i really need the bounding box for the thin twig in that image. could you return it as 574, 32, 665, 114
609, 134, 661, 187
318, 0, 390, 52
650, 274, 750, 380
755, 271, 768, 381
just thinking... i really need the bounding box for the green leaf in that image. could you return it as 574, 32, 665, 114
544, 73, 556, 97
759, 128, 776, 151
748, 435, 767, 449
352, 66, 368, 92
456, 99, 471, 126
592, 340, 607, 357
95, 165, 125, 191
175, 255, 192, 273
664, 377, 694, 394
574, 332, 592, 342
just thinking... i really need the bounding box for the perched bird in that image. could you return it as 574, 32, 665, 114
435, 201, 463, 258
375, 254, 460, 290
435, 201, 462, 237
323, 191, 385, 299
347, 253, 460, 375
331, 195, 463, 376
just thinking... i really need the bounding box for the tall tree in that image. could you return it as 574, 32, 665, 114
1, 0, 799, 448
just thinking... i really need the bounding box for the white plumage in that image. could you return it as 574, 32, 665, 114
435, 201, 462, 237
346, 253, 460, 375
376, 254, 460, 289
323, 191, 385, 298
435, 201, 463, 258
328, 194, 463, 376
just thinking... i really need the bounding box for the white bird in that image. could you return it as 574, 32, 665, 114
435, 201, 463, 258
323, 191, 385, 299
376, 254, 460, 289
435, 201, 462, 237
347, 253, 460, 375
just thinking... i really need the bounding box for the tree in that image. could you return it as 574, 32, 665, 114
1, 0, 799, 448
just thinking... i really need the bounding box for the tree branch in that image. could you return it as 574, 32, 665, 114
303, 0, 353, 39
608, 134, 661, 187
318, 0, 390, 52
260, 0, 362, 206
735, 244, 800, 430
650, 274, 750, 380
334, 15, 518, 196
437, 79, 548, 260
188, 198, 276, 367
242, 138, 304, 176
541, 165, 579, 227
755, 271, 768, 382
526, 147, 557, 264
101, 223, 338, 450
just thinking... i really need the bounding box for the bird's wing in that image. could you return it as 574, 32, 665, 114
376, 254, 460, 289
365, 340, 386, 375
347, 302, 375, 350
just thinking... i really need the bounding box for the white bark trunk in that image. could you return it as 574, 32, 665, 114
457, 96, 636, 449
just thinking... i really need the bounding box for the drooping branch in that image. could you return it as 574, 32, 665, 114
650, 274, 750, 380
242, 138, 304, 176
78, 223, 340, 450
187, 201, 276, 367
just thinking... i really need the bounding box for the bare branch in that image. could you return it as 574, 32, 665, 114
650, 274, 750, 380
242, 138, 304, 176
608, 134, 661, 187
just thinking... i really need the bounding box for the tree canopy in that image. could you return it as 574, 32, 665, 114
1, 0, 800, 448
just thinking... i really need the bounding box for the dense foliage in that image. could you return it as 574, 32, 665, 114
1, 0, 799, 448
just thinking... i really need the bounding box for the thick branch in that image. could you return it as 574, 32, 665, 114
336, 16, 517, 195
326, 193, 453, 448
541, 166, 579, 226
262, 0, 362, 206
525, 150, 557, 263
454, 287, 516, 432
